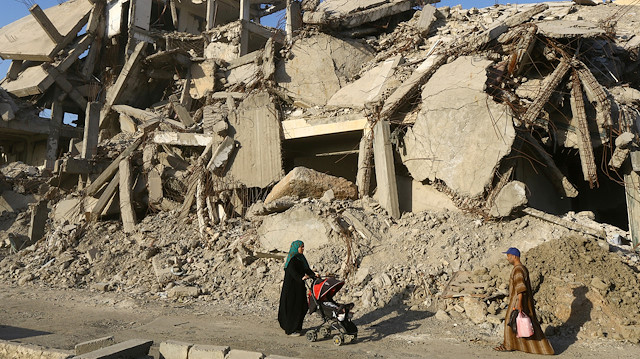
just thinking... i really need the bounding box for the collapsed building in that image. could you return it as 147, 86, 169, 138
0, 0, 640, 349
1, 0, 638, 245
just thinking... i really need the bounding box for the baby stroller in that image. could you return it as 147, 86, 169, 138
305, 276, 358, 346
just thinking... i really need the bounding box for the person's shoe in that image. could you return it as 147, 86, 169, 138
289, 332, 301, 337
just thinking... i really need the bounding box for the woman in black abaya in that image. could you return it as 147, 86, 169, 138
278, 240, 316, 336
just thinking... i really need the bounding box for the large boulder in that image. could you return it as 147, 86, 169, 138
265, 167, 357, 204
400, 56, 515, 198
275, 33, 374, 106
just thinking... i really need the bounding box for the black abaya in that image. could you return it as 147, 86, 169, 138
278, 256, 315, 334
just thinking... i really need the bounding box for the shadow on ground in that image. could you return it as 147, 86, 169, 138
548, 286, 592, 354
0, 325, 51, 340
355, 293, 434, 342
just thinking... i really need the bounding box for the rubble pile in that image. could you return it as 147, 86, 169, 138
1, 0, 640, 346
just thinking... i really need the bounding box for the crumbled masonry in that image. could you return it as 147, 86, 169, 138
1, 0, 640, 352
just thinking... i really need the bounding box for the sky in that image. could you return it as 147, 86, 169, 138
0, 0, 564, 81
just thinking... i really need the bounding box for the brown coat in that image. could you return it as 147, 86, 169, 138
503, 264, 554, 355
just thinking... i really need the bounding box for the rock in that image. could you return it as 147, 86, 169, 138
91, 282, 110, 292
615, 132, 635, 148
435, 309, 450, 322
400, 56, 515, 197
320, 189, 335, 202
463, 296, 488, 324
265, 167, 357, 204
275, 33, 374, 106
489, 181, 528, 218
18, 273, 35, 285
591, 276, 609, 291
168, 286, 200, 299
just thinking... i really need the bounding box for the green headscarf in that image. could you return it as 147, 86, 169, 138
284, 240, 310, 269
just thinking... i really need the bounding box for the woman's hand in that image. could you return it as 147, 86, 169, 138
302, 274, 309, 280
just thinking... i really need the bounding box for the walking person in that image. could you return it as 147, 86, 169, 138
494, 247, 554, 354
278, 240, 316, 336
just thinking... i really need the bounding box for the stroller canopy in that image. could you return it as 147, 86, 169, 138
312, 277, 344, 301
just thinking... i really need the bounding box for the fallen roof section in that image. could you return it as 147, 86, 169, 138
0, 0, 94, 61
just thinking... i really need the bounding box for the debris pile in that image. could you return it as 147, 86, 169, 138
1, 0, 640, 345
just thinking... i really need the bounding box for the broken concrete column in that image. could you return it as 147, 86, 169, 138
400, 56, 515, 198
28, 200, 49, 243
45, 99, 63, 171
373, 120, 400, 219
81, 101, 102, 159
286, 0, 302, 43
119, 157, 137, 234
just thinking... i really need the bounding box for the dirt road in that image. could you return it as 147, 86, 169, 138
1, 285, 639, 358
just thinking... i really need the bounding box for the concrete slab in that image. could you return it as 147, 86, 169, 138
74, 339, 152, 359
153, 132, 217, 147
400, 56, 515, 198
282, 114, 367, 139
75, 336, 115, 356
0, 190, 35, 213
536, 20, 605, 38
227, 92, 284, 188
227, 350, 265, 359
0, 0, 94, 61
275, 33, 374, 106
327, 56, 401, 109
393, 176, 458, 213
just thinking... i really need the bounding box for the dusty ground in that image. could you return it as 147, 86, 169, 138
1, 284, 640, 359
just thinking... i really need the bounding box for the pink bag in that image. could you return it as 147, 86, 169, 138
516, 311, 534, 338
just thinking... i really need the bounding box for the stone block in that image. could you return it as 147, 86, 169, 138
75, 336, 115, 355
187, 344, 229, 359
0, 339, 73, 359
168, 286, 200, 299
75, 339, 152, 359
159, 340, 192, 359
227, 350, 264, 359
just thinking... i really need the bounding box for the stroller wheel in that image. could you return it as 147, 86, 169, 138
333, 335, 343, 346
319, 327, 331, 338
345, 334, 357, 344
306, 330, 318, 342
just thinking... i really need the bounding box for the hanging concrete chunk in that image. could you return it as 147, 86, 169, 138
226, 92, 284, 188
400, 56, 515, 198
275, 33, 374, 106
265, 167, 357, 204
489, 181, 528, 218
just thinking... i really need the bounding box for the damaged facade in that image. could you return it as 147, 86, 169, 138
1, 0, 640, 256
